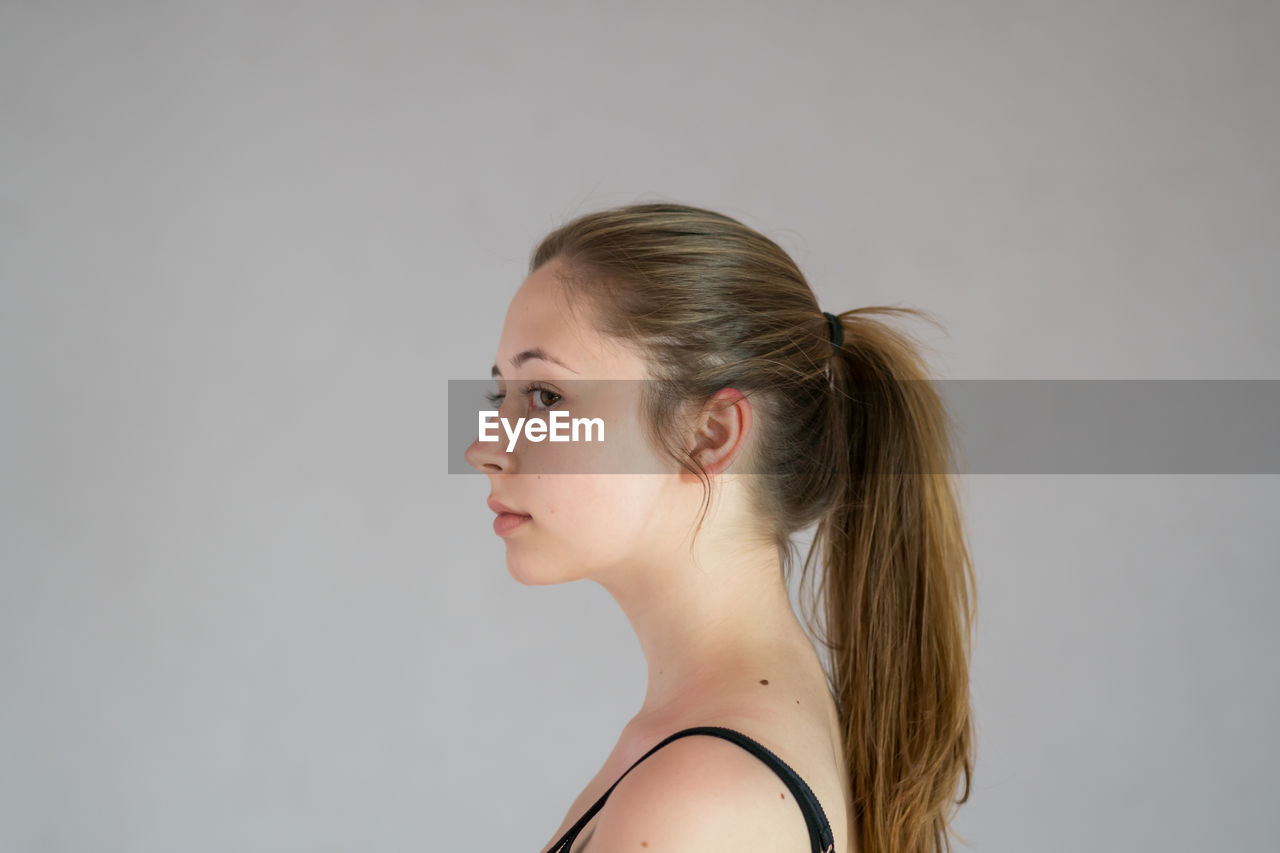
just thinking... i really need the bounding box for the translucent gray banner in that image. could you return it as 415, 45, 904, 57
447, 379, 1279, 474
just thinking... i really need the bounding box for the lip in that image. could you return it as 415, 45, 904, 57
487, 496, 530, 517
493, 512, 530, 536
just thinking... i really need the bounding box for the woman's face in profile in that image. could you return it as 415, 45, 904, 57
464, 260, 697, 587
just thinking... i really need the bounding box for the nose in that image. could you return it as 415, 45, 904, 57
464, 432, 509, 473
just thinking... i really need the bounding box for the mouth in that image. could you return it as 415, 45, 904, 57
487, 496, 531, 536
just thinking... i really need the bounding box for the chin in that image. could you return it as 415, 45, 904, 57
505, 556, 565, 587
504, 550, 594, 587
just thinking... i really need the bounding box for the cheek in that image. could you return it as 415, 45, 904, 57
501, 474, 676, 586
537, 476, 664, 552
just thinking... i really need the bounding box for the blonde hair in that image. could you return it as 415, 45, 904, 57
531, 201, 977, 853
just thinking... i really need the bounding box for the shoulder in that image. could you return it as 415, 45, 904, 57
586, 732, 809, 852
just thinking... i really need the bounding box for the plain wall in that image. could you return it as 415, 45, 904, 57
1, 2, 1277, 851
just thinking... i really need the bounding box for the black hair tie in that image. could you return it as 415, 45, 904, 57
822, 311, 844, 351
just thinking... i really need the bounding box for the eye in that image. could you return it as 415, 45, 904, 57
483, 382, 563, 411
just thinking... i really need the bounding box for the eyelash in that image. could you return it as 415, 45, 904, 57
484, 382, 563, 410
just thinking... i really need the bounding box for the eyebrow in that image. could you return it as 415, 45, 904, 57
490, 347, 580, 378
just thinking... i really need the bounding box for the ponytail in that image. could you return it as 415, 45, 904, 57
808, 307, 977, 853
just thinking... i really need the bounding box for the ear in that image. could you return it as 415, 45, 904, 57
686, 387, 754, 475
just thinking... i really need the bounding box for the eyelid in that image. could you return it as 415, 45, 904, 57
484, 381, 563, 410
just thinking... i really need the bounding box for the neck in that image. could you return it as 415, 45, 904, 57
594, 536, 815, 724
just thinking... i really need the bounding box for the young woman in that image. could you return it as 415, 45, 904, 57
464, 202, 976, 853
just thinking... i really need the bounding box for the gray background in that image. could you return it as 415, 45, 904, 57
2, 1, 1277, 851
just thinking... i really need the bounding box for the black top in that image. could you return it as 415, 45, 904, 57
546, 725, 836, 853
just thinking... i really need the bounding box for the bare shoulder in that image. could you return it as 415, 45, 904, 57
585, 732, 812, 852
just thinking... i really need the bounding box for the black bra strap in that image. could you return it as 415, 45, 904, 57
550, 725, 835, 853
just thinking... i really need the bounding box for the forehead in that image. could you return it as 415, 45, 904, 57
494, 261, 647, 380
